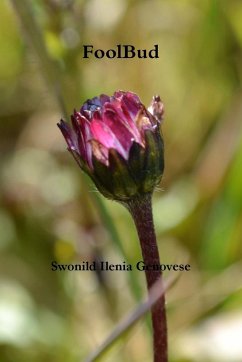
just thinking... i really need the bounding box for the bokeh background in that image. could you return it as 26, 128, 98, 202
1, 0, 242, 361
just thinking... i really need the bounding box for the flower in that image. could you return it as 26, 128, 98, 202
58, 91, 164, 201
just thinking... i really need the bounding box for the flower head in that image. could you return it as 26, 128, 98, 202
58, 91, 164, 201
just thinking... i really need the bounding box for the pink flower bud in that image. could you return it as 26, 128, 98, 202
58, 91, 164, 201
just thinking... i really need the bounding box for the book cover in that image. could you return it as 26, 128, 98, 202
0, 1, 242, 361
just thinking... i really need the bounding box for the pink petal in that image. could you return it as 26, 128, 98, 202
120, 93, 141, 118
103, 108, 134, 151
90, 139, 109, 166
58, 120, 78, 151
114, 91, 140, 104
73, 113, 93, 168
90, 118, 128, 159
99, 94, 110, 105
107, 98, 143, 145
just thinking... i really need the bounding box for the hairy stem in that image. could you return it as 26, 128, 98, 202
125, 193, 168, 362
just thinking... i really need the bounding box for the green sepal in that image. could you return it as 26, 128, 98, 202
128, 141, 147, 187
92, 156, 116, 199
108, 149, 138, 201
142, 129, 164, 192
69, 149, 93, 177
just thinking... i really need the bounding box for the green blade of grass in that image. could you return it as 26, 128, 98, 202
84, 273, 178, 362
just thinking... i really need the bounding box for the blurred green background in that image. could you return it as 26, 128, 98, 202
0, 0, 242, 361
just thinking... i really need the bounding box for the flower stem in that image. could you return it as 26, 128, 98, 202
125, 193, 168, 362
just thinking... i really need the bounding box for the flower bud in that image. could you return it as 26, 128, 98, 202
58, 91, 164, 201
